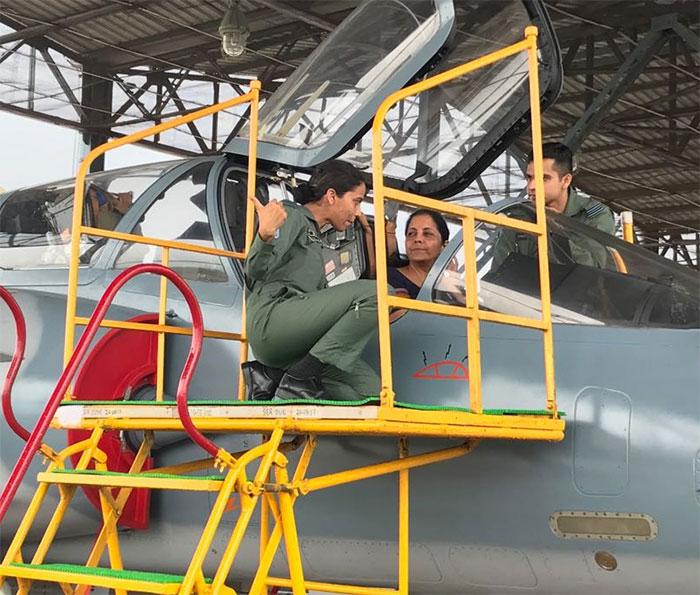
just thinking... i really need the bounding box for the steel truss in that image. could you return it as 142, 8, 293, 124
542, 3, 699, 254
0, 1, 698, 264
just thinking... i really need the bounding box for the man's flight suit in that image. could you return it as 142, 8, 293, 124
245, 201, 379, 401
491, 189, 615, 270
562, 188, 615, 234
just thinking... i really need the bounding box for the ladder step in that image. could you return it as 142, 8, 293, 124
37, 469, 225, 491
0, 562, 209, 594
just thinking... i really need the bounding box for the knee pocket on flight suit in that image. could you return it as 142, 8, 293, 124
346, 280, 377, 307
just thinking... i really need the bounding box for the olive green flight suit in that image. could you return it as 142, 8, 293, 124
245, 201, 379, 401
563, 188, 615, 234
492, 189, 615, 270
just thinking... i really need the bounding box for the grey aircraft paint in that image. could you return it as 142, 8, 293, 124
1, 0, 699, 593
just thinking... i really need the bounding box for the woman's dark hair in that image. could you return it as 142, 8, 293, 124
292, 159, 365, 204
405, 209, 450, 244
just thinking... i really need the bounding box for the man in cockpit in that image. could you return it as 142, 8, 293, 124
492, 142, 614, 270
524, 143, 613, 233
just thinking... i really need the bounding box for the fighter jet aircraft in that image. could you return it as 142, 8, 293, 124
1, 0, 698, 593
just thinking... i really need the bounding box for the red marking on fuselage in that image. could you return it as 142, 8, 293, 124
412, 360, 469, 381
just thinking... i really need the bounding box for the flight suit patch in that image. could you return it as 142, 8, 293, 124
306, 229, 322, 244
584, 204, 605, 218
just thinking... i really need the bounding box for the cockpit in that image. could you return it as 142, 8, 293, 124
0, 161, 179, 269
429, 202, 699, 328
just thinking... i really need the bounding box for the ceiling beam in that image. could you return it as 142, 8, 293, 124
632, 221, 700, 233
566, 64, 692, 76
0, 13, 82, 63
548, 105, 699, 169
608, 106, 699, 125
79, 8, 274, 68
0, 0, 169, 45
607, 181, 700, 198
629, 203, 700, 215
252, 0, 337, 32
563, 19, 672, 152
555, 79, 696, 106
0, 99, 195, 156
551, 5, 699, 45
100, 8, 352, 73
587, 161, 685, 175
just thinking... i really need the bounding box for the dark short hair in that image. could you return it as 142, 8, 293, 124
293, 159, 365, 204
527, 142, 574, 177
405, 209, 450, 244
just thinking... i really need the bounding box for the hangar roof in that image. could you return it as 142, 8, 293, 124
0, 0, 698, 242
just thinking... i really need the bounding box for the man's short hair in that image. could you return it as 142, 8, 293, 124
527, 142, 574, 177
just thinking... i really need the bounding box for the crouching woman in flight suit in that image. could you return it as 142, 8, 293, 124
245, 160, 379, 401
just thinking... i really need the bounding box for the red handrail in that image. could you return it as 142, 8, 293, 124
0, 286, 30, 442
0, 264, 208, 524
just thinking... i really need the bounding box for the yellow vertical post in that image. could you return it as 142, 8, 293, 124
371, 105, 395, 408
156, 247, 170, 401
398, 438, 409, 595
622, 211, 634, 243
98, 487, 126, 595
77, 434, 154, 592
525, 26, 556, 414
238, 80, 261, 401
249, 436, 316, 595
63, 173, 91, 373
29, 485, 77, 566
210, 430, 285, 593
1, 484, 51, 567
277, 466, 307, 595
260, 484, 270, 562
462, 215, 482, 413
179, 461, 242, 595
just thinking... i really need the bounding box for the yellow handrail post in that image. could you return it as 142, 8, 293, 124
462, 215, 482, 414
238, 79, 262, 401
371, 109, 395, 408
397, 437, 409, 595
622, 211, 635, 243
524, 26, 557, 414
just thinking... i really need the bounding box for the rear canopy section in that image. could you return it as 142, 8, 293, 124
224, 0, 562, 198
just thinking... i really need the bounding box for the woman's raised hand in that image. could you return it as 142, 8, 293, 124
251, 196, 287, 242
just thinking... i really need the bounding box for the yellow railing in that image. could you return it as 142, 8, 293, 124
63, 81, 261, 401
372, 26, 558, 416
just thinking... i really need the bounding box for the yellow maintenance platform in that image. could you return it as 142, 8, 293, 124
0, 27, 563, 595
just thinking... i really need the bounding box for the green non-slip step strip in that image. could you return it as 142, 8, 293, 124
50, 468, 223, 481
9, 562, 211, 584
59, 398, 562, 417
61, 397, 380, 407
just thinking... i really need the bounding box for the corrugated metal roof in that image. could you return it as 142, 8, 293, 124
0, 0, 698, 236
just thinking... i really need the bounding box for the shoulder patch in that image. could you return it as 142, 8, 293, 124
585, 203, 606, 218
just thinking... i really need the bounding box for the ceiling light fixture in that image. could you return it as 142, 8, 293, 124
219, 0, 249, 58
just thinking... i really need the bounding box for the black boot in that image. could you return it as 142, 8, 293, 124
274, 371, 324, 401
241, 361, 284, 401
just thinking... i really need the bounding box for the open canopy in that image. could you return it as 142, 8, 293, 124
224, 0, 562, 197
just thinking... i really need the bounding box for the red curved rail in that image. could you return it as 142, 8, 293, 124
0, 286, 30, 442
0, 263, 215, 524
